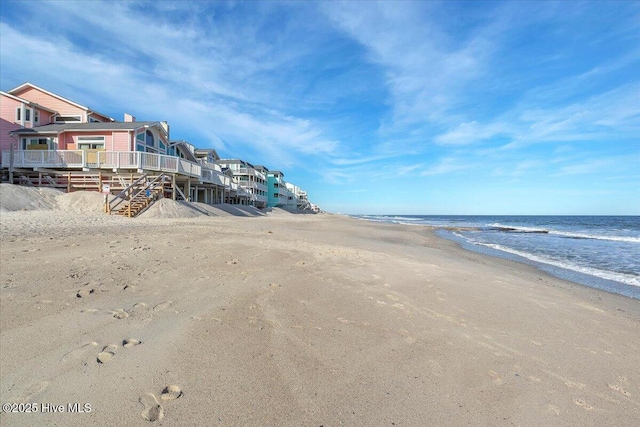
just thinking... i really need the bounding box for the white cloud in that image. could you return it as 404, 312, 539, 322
420, 157, 472, 176
552, 156, 635, 177
0, 2, 340, 168
322, 1, 496, 131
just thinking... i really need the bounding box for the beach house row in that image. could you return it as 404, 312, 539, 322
0, 83, 316, 211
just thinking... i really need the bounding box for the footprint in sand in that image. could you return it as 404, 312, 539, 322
61, 342, 99, 362
112, 309, 129, 319
133, 302, 148, 310
608, 383, 631, 396
573, 398, 594, 410
76, 289, 95, 298
161, 385, 183, 400
139, 386, 183, 422
226, 259, 240, 265
153, 301, 173, 311
97, 344, 118, 364
123, 338, 142, 348
139, 394, 164, 422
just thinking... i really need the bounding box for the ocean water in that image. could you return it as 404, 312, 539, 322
351, 215, 640, 299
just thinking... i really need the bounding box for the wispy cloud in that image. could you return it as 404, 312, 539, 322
0, 1, 340, 168
1, 0, 638, 213
552, 155, 637, 177
322, 1, 496, 133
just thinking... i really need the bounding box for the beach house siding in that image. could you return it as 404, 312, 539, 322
267, 171, 287, 208
10, 86, 88, 122
8, 83, 113, 123
113, 132, 132, 151
1, 94, 25, 151
0, 93, 54, 151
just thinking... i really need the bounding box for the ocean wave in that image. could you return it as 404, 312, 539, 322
548, 231, 640, 243
467, 239, 640, 287
490, 223, 549, 233
388, 216, 425, 222
490, 223, 640, 243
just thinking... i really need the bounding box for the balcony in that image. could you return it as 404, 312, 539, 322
2, 150, 202, 178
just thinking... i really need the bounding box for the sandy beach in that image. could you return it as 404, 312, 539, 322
1, 186, 639, 426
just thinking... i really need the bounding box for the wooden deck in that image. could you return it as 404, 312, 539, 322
1, 149, 252, 208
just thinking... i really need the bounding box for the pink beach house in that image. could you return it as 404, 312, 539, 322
0, 82, 115, 151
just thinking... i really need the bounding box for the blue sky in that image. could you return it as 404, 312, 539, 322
1, 0, 638, 214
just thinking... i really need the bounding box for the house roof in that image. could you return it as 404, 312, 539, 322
9, 121, 164, 135
218, 158, 256, 169
8, 82, 115, 122
169, 140, 198, 162
0, 91, 57, 113
195, 148, 220, 160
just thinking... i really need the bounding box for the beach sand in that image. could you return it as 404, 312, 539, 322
1, 186, 638, 426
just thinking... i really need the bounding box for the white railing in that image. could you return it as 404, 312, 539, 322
3, 149, 310, 203
201, 168, 226, 186
2, 150, 201, 178
2, 149, 85, 168
199, 160, 223, 173
177, 158, 201, 177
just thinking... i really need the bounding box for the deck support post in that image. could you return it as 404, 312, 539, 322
8, 144, 15, 184
172, 174, 176, 200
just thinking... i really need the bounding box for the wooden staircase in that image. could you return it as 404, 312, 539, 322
109, 174, 168, 218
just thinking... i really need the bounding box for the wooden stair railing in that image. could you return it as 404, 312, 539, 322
109, 174, 168, 218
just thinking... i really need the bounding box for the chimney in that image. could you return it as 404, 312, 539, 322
124, 113, 136, 122
160, 121, 170, 138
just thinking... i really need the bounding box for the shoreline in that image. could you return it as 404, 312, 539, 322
435, 228, 640, 301
348, 214, 640, 301
1, 204, 639, 426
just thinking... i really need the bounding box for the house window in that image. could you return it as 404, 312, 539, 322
22, 138, 50, 150
77, 136, 105, 150
15, 107, 34, 122
136, 130, 155, 147
34, 110, 39, 124
55, 115, 82, 123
